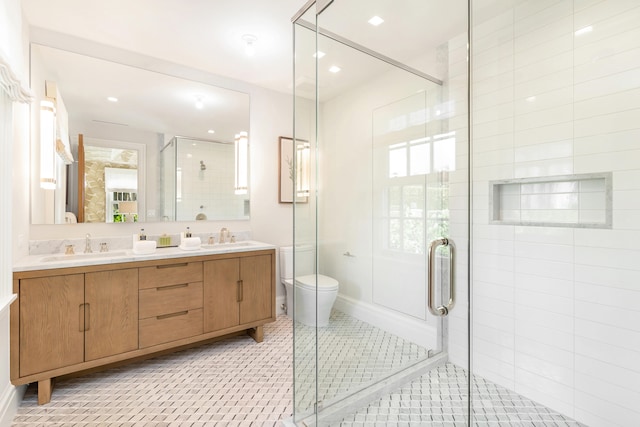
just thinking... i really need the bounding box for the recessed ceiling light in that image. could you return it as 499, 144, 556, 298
329, 65, 341, 73
242, 34, 257, 56
368, 16, 384, 26
195, 96, 204, 109
207, 129, 215, 134
313, 51, 326, 58
526, 96, 536, 102
107, 96, 118, 102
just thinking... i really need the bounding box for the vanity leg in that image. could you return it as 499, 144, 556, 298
247, 326, 264, 343
37, 378, 53, 405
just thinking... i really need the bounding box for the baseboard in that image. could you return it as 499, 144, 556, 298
0, 383, 25, 427
276, 295, 287, 316
334, 294, 438, 350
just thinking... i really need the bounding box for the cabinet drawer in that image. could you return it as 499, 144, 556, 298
139, 262, 202, 290
139, 281, 203, 319
139, 308, 203, 348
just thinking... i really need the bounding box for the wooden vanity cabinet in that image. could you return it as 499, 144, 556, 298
203, 253, 273, 336
11, 248, 275, 405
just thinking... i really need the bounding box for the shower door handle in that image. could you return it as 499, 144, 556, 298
428, 238, 456, 317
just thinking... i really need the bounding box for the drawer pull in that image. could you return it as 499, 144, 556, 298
156, 283, 189, 291
79, 304, 84, 332
156, 262, 189, 269
85, 303, 91, 331
156, 310, 189, 320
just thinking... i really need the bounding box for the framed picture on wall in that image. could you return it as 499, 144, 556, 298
279, 136, 308, 203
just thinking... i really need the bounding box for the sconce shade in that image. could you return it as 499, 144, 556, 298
296, 141, 310, 197
40, 100, 57, 189
234, 131, 248, 195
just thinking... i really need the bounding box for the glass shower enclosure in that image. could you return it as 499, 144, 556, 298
292, 1, 640, 426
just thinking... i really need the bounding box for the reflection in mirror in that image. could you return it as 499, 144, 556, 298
161, 137, 250, 221
29, 43, 251, 224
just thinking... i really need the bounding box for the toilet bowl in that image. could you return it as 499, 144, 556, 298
280, 246, 339, 327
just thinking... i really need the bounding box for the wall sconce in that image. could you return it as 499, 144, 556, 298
39, 100, 57, 189
234, 131, 249, 195
296, 141, 310, 197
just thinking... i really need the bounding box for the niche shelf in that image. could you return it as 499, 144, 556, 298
489, 172, 612, 228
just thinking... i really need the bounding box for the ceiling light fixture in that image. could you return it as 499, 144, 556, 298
368, 16, 384, 26
313, 51, 326, 58
107, 96, 118, 102
207, 129, 215, 134
195, 96, 204, 109
242, 34, 258, 57
329, 65, 341, 73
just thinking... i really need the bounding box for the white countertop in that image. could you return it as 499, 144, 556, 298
13, 240, 276, 272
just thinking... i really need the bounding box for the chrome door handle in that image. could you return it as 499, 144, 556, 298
428, 238, 455, 316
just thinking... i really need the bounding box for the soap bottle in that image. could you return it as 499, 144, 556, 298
185, 227, 192, 238
139, 228, 146, 241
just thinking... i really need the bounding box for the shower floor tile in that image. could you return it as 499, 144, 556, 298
330, 363, 587, 427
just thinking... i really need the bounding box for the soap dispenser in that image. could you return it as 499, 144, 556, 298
185, 227, 192, 238
139, 228, 146, 241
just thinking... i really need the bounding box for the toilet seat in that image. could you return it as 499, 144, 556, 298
284, 274, 338, 291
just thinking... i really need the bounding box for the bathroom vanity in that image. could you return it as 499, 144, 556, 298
11, 242, 276, 404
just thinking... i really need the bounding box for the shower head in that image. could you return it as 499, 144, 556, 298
200, 160, 206, 171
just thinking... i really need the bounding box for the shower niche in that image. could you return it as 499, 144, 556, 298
160, 136, 250, 221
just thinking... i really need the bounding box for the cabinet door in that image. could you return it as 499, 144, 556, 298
85, 269, 139, 361
239, 254, 273, 324
19, 274, 84, 377
203, 258, 240, 332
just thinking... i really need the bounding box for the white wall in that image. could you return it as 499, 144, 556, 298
469, 2, 640, 426
1, 0, 30, 425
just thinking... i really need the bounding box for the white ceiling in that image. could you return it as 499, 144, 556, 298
21, 0, 476, 96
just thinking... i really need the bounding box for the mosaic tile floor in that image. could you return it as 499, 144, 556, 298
12, 311, 586, 426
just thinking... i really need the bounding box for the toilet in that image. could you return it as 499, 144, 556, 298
280, 245, 339, 327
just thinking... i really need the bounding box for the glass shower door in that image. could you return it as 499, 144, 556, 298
292, 0, 470, 424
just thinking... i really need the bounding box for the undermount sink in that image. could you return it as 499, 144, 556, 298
40, 250, 129, 263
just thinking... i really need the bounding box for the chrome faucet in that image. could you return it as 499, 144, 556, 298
219, 227, 228, 244
84, 233, 92, 253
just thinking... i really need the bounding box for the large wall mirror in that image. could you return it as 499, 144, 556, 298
30, 44, 251, 225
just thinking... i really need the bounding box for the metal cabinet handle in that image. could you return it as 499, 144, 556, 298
428, 238, 455, 317
237, 280, 244, 302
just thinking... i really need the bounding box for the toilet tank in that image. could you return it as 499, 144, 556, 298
280, 245, 315, 280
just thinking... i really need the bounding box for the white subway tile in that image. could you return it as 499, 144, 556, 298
613, 170, 640, 191
614, 190, 640, 210
515, 288, 573, 316
574, 5, 640, 47
514, 368, 574, 416
575, 264, 640, 291
575, 318, 640, 353
612, 210, 640, 230
576, 354, 640, 394
574, 68, 640, 102
514, 86, 572, 115
514, 240, 573, 263
474, 87, 514, 111
473, 117, 514, 140
514, 0, 572, 36
474, 103, 515, 125
515, 104, 573, 131
515, 335, 573, 369
514, 68, 573, 100
514, 139, 572, 163
473, 335, 515, 363
514, 34, 572, 69
574, 372, 640, 419
473, 252, 515, 272
574, 1, 640, 29
474, 307, 515, 333
515, 15, 572, 53
514, 225, 574, 244
520, 208, 579, 224
474, 323, 515, 349
515, 317, 574, 352
574, 149, 640, 174
514, 122, 573, 147
514, 158, 574, 179
575, 301, 640, 334
575, 228, 640, 250
515, 273, 573, 298
474, 70, 514, 96
514, 305, 573, 334
472, 352, 515, 389
575, 87, 640, 121
474, 266, 515, 288
575, 391, 640, 427
575, 245, 640, 271
576, 281, 640, 313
